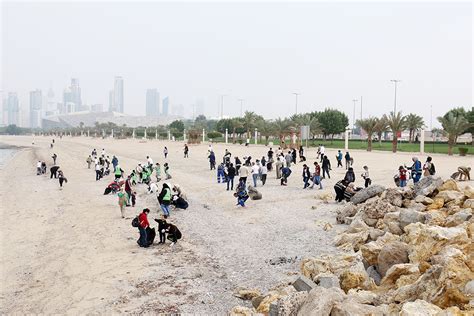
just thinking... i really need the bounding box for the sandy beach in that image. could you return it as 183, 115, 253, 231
0, 135, 472, 314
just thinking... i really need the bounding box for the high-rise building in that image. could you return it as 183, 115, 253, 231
195, 98, 205, 116
29, 89, 43, 128
162, 97, 169, 116
62, 78, 82, 113
5, 92, 19, 125
108, 90, 115, 112
146, 89, 160, 117
114, 76, 124, 113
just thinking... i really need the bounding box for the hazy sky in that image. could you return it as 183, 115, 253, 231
1, 1, 472, 126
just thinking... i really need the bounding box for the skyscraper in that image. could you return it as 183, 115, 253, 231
162, 97, 169, 116
29, 89, 42, 128
62, 78, 82, 113
108, 90, 115, 112
6, 92, 19, 125
146, 89, 160, 117
114, 76, 124, 113
195, 98, 205, 116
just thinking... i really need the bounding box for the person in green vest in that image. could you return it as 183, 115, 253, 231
117, 188, 128, 218
114, 165, 123, 180
158, 183, 172, 216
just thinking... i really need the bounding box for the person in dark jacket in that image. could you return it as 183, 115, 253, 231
154, 215, 168, 244
281, 166, 292, 186
291, 149, 297, 164
344, 152, 351, 170
166, 223, 182, 246
344, 167, 355, 183
302, 164, 311, 189
58, 169, 67, 188
157, 183, 172, 216
50, 165, 60, 179
322, 155, 331, 179
226, 163, 236, 191
208, 151, 216, 170
234, 157, 242, 173
334, 180, 349, 202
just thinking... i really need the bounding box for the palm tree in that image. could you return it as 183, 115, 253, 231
231, 118, 244, 143
243, 111, 258, 138
387, 111, 407, 153
373, 115, 389, 146
437, 113, 472, 155
405, 113, 424, 143
273, 118, 293, 148
356, 117, 378, 151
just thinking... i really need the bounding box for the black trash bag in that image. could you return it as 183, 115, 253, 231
103, 187, 112, 195
146, 227, 156, 245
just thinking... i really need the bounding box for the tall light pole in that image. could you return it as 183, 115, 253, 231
220, 94, 227, 119
293, 92, 300, 115
238, 98, 244, 117
390, 79, 401, 114
352, 99, 358, 132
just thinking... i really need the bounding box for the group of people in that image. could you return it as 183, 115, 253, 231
34, 147, 68, 188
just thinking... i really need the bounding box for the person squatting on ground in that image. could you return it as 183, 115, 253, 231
235, 181, 249, 207
50, 165, 60, 179
281, 166, 292, 186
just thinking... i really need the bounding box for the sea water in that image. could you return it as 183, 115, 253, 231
0, 147, 17, 169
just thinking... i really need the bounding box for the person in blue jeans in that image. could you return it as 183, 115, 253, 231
302, 164, 311, 189
251, 162, 260, 187
409, 157, 422, 183
226, 163, 236, 191
311, 161, 323, 189
217, 163, 225, 183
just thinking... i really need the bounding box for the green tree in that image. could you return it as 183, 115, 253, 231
356, 117, 378, 151
317, 109, 349, 140
373, 115, 389, 146
438, 112, 473, 155
273, 118, 293, 147
387, 111, 407, 153
168, 120, 185, 132
404, 113, 424, 143
243, 111, 258, 138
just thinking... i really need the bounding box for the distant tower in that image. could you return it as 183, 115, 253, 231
162, 97, 169, 116
108, 90, 115, 112
146, 89, 160, 116
70, 78, 82, 111
29, 89, 43, 128
114, 76, 124, 113
195, 98, 205, 116
6, 92, 19, 125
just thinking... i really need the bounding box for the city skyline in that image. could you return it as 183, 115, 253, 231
1, 2, 472, 126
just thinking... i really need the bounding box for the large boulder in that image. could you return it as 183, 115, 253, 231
377, 241, 409, 277
382, 211, 403, 235
336, 204, 358, 224
464, 185, 474, 199
400, 299, 442, 316
438, 179, 460, 192
350, 185, 385, 205
380, 263, 420, 288
354, 198, 396, 226
229, 306, 254, 316
382, 188, 404, 207
403, 223, 470, 264
334, 230, 369, 252
463, 199, 474, 209
444, 209, 472, 227
359, 232, 399, 266
436, 190, 465, 203
297, 287, 346, 316
399, 208, 426, 231
413, 176, 443, 196
330, 299, 385, 316
426, 197, 445, 210
424, 210, 447, 226
274, 291, 308, 316
339, 263, 374, 293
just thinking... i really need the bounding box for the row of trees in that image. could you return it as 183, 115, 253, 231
356, 107, 473, 155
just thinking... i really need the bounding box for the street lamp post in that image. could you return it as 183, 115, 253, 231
238, 98, 244, 117
220, 95, 227, 119
352, 99, 358, 132
391, 79, 401, 114
293, 93, 300, 115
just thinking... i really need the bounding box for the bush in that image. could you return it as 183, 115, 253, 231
459, 147, 469, 156
207, 131, 222, 139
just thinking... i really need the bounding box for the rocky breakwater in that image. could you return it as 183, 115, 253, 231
230, 177, 474, 315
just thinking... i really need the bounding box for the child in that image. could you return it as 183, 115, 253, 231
154, 215, 168, 244
164, 163, 171, 179
361, 166, 371, 188
131, 191, 137, 207
399, 166, 407, 187
117, 189, 128, 218
58, 170, 67, 188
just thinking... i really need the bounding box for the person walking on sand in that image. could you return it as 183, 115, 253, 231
209, 151, 216, 170
260, 163, 268, 186
285, 151, 292, 168
154, 215, 168, 244
118, 188, 128, 218
114, 165, 124, 181
164, 163, 171, 179
36, 161, 42, 175
322, 155, 331, 179
86, 155, 93, 169
319, 145, 325, 163
184, 144, 189, 158
311, 161, 323, 189
154, 163, 162, 182
163, 147, 168, 159
226, 163, 236, 191
344, 152, 351, 170
302, 164, 311, 189
251, 162, 260, 187
58, 169, 67, 188
158, 183, 172, 217
336, 150, 343, 168
112, 155, 118, 169
361, 166, 371, 187
50, 165, 60, 179
275, 157, 283, 179
137, 208, 150, 248
217, 163, 225, 183
239, 162, 249, 185
52, 153, 57, 165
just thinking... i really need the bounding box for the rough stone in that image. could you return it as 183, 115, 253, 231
438, 179, 460, 192
383, 188, 404, 207
424, 210, 447, 226
399, 208, 426, 230
377, 241, 409, 277
400, 299, 442, 316
355, 198, 396, 226
334, 231, 369, 252
350, 184, 385, 205
292, 275, 317, 292
330, 299, 384, 316
368, 228, 385, 241
415, 195, 434, 205
366, 265, 381, 286
413, 176, 443, 196
316, 273, 340, 289
297, 287, 346, 316
463, 199, 474, 209
427, 197, 445, 210
345, 218, 370, 234
336, 204, 357, 224
380, 263, 420, 287
257, 292, 281, 313
464, 185, 474, 199
360, 232, 399, 266
436, 190, 465, 203
444, 209, 472, 227
233, 287, 262, 300
229, 306, 255, 316
346, 289, 379, 305
339, 264, 372, 293
274, 291, 308, 316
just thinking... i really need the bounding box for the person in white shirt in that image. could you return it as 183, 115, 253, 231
251, 162, 260, 187
239, 163, 249, 184
147, 156, 154, 167
319, 145, 326, 162
36, 161, 42, 175
260, 164, 268, 185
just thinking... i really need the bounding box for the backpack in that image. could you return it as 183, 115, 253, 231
131, 216, 140, 228
429, 163, 436, 175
